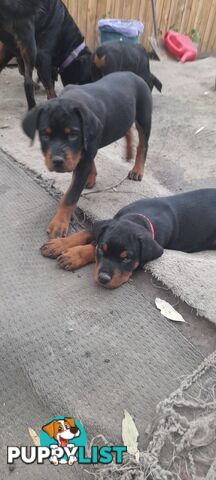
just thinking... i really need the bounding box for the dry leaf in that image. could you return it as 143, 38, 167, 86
28, 427, 40, 446
122, 410, 139, 461
155, 298, 185, 322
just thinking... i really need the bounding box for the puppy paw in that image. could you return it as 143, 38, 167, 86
128, 168, 143, 181
47, 216, 70, 239
41, 238, 68, 258
57, 246, 89, 271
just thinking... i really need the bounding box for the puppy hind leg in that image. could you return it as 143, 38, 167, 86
15, 25, 37, 110
128, 122, 148, 181
125, 129, 133, 161
36, 52, 56, 100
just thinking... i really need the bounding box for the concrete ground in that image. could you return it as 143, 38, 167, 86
0, 58, 216, 479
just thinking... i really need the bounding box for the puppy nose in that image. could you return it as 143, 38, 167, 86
98, 272, 111, 285
53, 156, 64, 167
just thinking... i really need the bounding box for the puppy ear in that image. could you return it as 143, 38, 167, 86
22, 105, 43, 142
93, 219, 111, 242
139, 236, 163, 267
75, 107, 103, 151
42, 420, 55, 439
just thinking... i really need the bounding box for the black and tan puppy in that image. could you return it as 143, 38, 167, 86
23, 72, 152, 238
92, 41, 162, 92
0, 0, 92, 110
41, 189, 216, 289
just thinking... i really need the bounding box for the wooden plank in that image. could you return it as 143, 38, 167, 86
166, 0, 178, 30
196, 0, 212, 52
113, 0, 124, 19
202, 0, 216, 52
77, 0, 88, 37
186, 0, 201, 36
159, 0, 172, 36
86, 0, 98, 49
130, 0, 141, 20
96, 0, 107, 46
65, 0, 78, 21
206, 9, 216, 52
106, 0, 116, 18
172, 0, 187, 33
143, 0, 155, 45
64, 0, 216, 55
179, 0, 193, 33
138, 0, 149, 48
156, 0, 166, 34
122, 0, 133, 19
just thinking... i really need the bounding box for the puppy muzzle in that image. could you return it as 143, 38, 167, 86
98, 272, 112, 286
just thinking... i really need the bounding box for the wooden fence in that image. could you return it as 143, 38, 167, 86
64, 0, 216, 54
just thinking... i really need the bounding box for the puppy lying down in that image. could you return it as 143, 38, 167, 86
41, 189, 216, 289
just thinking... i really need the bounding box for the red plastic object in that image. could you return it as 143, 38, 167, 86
164, 31, 197, 63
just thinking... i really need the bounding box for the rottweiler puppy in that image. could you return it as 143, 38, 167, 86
41, 189, 216, 289
23, 72, 152, 238
0, 0, 92, 110
91, 41, 162, 92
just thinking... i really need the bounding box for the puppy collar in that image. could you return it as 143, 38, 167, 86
59, 41, 86, 73
137, 214, 155, 240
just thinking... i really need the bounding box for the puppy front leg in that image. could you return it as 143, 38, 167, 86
57, 244, 96, 271
47, 158, 95, 238
41, 230, 93, 258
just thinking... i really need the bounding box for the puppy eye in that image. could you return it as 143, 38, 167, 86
58, 426, 63, 432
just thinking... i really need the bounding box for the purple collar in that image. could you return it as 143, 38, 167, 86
59, 41, 86, 73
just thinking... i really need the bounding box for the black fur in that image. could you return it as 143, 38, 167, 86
93, 189, 216, 287
0, 0, 92, 110
23, 72, 152, 238
91, 41, 162, 92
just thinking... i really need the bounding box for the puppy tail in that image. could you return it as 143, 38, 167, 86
150, 73, 162, 93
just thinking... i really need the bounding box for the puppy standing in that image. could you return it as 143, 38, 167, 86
23, 72, 152, 238
92, 40, 162, 92
0, 0, 92, 110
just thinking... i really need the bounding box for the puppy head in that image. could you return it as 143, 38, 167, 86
22, 98, 102, 173
42, 417, 79, 447
93, 214, 163, 289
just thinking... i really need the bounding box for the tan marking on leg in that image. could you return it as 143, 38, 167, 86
125, 129, 133, 161
94, 53, 106, 68
41, 230, 93, 258
128, 122, 147, 181
47, 175, 78, 238
46, 87, 57, 100
57, 244, 96, 270
64, 149, 82, 172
